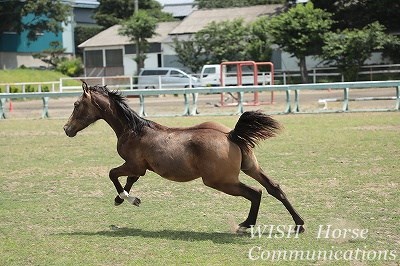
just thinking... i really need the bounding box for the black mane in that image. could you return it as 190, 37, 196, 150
89, 85, 155, 134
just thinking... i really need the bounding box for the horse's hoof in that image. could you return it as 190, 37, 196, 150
114, 196, 124, 206
132, 197, 141, 207
296, 225, 305, 234
236, 226, 248, 234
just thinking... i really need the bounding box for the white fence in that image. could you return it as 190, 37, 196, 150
2, 64, 400, 93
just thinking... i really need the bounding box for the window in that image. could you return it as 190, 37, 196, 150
141, 70, 168, 76
105, 49, 123, 67
85, 50, 103, 67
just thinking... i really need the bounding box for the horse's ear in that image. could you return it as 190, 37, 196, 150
81, 80, 90, 97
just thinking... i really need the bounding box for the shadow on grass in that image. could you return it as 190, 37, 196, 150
57, 227, 250, 244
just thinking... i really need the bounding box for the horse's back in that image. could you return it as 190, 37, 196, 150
191, 121, 231, 134
139, 124, 241, 182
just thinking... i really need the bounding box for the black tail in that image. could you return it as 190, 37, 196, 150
228, 111, 281, 152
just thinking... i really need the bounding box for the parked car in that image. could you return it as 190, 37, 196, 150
137, 67, 200, 89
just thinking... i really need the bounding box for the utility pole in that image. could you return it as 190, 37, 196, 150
134, 0, 138, 13
134, 0, 140, 74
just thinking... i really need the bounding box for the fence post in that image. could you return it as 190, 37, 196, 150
285, 90, 291, 113
183, 93, 190, 116
130, 76, 133, 90
343, 88, 349, 111
313, 69, 316, 83
42, 97, 49, 118
396, 86, 400, 111
236, 91, 244, 114
139, 95, 146, 117
190, 93, 199, 116
294, 90, 300, 112
283, 72, 287, 85
0, 98, 6, 119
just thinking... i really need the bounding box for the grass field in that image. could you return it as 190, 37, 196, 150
0, 113, 399, 265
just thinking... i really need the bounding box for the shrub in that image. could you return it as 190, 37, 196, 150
56, 58, 84, 77
26, 85, 35, 92
10, 87, 20, 93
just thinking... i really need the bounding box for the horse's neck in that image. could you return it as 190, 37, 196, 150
99, 100, 127, 138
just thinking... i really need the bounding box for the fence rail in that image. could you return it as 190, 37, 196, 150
1, 80, 399, 119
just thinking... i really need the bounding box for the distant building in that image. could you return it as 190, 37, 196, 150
78, 22, 180, 77
0, 0, 99, 69
79, 5, 283, 76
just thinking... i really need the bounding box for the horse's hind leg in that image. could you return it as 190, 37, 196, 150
203, 180, 262, 230
244, 167, 305, 232
114, 176, 140, 206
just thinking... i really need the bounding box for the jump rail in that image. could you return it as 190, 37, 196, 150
0, 80, 399, 119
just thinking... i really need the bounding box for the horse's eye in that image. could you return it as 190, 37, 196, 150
74, 101, 79, 108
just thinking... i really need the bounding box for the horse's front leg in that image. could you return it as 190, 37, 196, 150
109, 164, 141, 207
114, 176, 140, 206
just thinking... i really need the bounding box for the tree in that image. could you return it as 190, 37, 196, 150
172, 19, 253, 72
172, 38, 205, 73
74, 25, 103, 57
119, 11, 158, 73
248, 17, 273, 63
0, 0, 70, 41
196, 19, 253, 64
382, 35, 400, 64
267, 2, 333, 83
312, 0, 400, 32
173, 18, 274, 73
33, 41, 65, 67
321, 22, 389, 81
94, 0, 174, 29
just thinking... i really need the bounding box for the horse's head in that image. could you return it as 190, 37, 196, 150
63, 82, 103, 137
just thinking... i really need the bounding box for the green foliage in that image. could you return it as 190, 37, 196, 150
321, 22, 388, 81
248, 17, 273, 63
172, 39, 205, 73
56, 58, 84, 77
74, 25, 103, 56
382, 35, 400, 64
119, 11, 158, 72
173, 18, 273, 72
312, 0, 400, 32
94, 0, 174, 29
33, 41, 66, 67
196, 19, 252, 63
0, 0, 70, 41
267, 2, 333, 83
0, 69, 69, 83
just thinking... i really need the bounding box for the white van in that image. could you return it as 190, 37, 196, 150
200, 64, 272, 87
137, 67, 200, 89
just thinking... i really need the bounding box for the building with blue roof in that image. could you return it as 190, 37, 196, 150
0, 0, 99, 69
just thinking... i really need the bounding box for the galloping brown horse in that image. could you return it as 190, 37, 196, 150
63, 82, 304, 232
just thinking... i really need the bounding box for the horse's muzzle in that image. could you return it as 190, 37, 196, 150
63, 124, 76, 137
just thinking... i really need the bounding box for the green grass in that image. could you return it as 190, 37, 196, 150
0, 113, 399, 265
0, 69, 80, 92
0, 69, 68, 83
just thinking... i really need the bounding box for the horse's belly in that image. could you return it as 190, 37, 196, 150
152, 167, 199, 182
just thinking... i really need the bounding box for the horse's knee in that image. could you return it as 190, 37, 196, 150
109, 168, 118, 180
